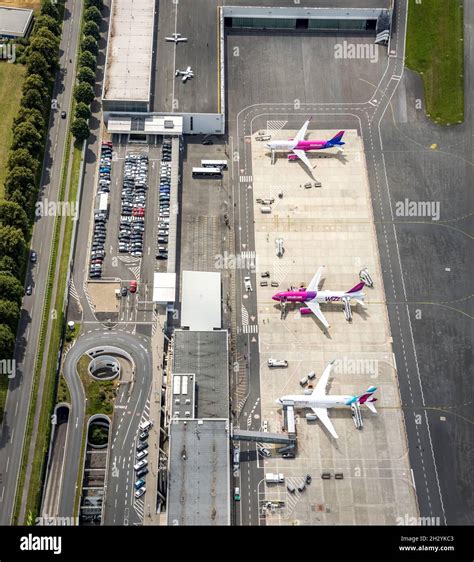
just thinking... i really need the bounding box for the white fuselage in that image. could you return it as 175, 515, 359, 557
281, 395, 354, 409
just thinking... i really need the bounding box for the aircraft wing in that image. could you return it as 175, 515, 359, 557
307, 266, 324, 291
294, 118, 311, 142
313, 359, 336, 397
311, 407, 338, 439
186, 66, 191, 72
292, 149, 314, 172
306, 298, 330, 329
365, 400, 377, 414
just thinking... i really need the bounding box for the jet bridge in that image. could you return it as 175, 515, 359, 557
232, 428, 294, 445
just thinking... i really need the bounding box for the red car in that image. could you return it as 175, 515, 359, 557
129, 280, 137, 293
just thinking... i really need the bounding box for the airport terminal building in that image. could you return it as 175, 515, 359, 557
102, 0, 393, 140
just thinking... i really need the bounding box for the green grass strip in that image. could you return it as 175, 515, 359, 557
406, 0, 464, 125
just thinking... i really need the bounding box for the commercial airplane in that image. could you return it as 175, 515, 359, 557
265, 118, 345, 172
276, 360, 378, 439
175, 67, 194, 82
272, 266, 365, 328
166, 33, 188, 43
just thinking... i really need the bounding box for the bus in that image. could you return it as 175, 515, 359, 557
201, 159, 228, 170
192, 166, 222, 178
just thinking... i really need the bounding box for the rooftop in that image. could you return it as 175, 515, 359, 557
0, 6, 33, 37
167, 418, 230, 526
181, 271, 221, 331
173, 330, 229, 419
103, 0, 154, 103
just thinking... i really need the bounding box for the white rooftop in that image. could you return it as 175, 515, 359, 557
181, 271, 221, 331
103, 0, 154, 102
153, 272, 176, 303
0, 6, 33, 37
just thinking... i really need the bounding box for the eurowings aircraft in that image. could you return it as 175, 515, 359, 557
272, 266, 365, 328
276, 360, 377, 439
265, 118, 345, 171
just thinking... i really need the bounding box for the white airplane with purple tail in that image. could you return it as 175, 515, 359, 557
276, 360, 378, 439
272, 266, 365, 328
265, 118, 345, 172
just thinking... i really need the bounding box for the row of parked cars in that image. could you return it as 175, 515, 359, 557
156, 139, 172, 261
133, 420, 153, 499
119, 153, 149, 257
90, 141, 113, 279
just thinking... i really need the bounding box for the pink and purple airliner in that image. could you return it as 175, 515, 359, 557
272, 266, 365, 329
266, 118, 345, 171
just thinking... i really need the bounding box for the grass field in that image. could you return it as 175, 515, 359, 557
0, 64, 26, 199
406, 0, 464, 125
1, 0, 42, 12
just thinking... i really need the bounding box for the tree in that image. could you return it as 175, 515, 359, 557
29, 35, 60, 70
40, 0, 60, 22
4, 167, 36, 193
14, 107, 45, 132
74, 82, 94, 105
0, 324, 15, 360
83, 20, 100, 41
11, 122, 43, 154
0, 201, 29, 236
0, 273, 24, 305
8, 148, 39, 175
6, 189, 29, 211
34, 14, 61, 36
0, 256, 20, 277
77, 66, 96, 86
85, 0, 104, 10
0, 300, 20, 332
79, 50, 96, 71
71, 118, 90, 142
21, 88, 44, 112
84, 6, 102, 26
22, 74, 48, 98
81, 35, 98, 57
26, 51, 50, 80
75, 102, 91, 120
0, 226, 27, 260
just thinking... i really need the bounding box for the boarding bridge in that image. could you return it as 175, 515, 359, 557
232, 428, 294, 445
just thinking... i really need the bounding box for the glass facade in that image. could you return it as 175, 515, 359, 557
231, 17, 372, 31
232, 17, 297, 29
308, 18, 368, 30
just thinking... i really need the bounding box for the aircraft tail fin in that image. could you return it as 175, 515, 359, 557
347, 281, 365, 294
357, 386, 377, 413
329, 131, 345, 145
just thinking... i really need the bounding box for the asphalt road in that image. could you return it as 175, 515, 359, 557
0, 0, 83, 525
59, 331, 152, 523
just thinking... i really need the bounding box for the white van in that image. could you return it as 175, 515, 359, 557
139, 420, 152, 432
260, 206, 272, 214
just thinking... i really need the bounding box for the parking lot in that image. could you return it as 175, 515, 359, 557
249, 129, 418, 525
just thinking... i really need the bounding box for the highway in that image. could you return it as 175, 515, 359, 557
0, 0, 83, 525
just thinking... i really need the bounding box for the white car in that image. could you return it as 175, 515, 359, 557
136, 449, 148, 461
134, 459, 148, 471
134, 487, 146, 499
244, 276, 252, 292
